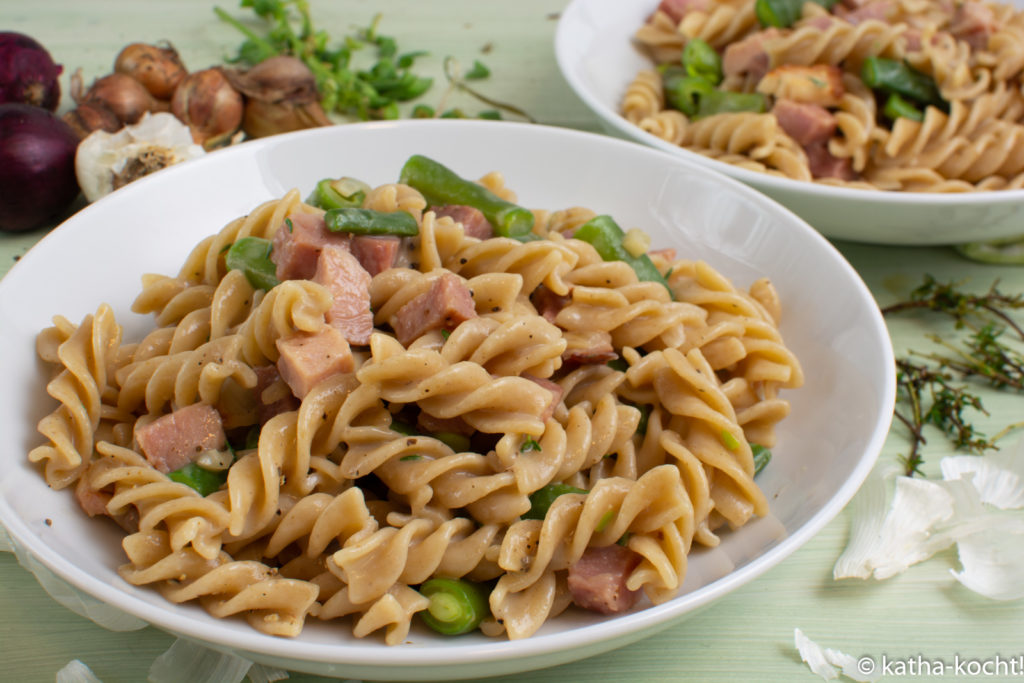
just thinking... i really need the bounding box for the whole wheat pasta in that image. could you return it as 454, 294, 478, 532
30, 157, 802, 643
628, 0, 1024, 191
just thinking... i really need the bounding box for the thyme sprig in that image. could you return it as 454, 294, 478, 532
884, 276, 1024, 476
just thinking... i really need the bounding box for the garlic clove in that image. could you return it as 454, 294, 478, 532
75, 111, 204, 202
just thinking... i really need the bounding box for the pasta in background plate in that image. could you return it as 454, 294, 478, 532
28, 156, 803, 644
627, 0, 1024, 191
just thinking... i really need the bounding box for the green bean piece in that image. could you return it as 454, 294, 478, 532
860, 57, 946, 110
695, 90, 768, 118
307, 177, 371, 210
752, 443, 772, 476
324, 207, 419, 236
755, 0, 802, 28
682, 38, 723, 85
523, 483, 588, 520
663, 72, 715, 117
883, 92, 924, 122
168, 463, 228, 497
756, 0, 839, 27
434, 431, 471, 452
572, 215, 672, 295
390, 419, 418, 436
225, 236, 280, 291
399, 154, 535, 237
418, 578, 491, 635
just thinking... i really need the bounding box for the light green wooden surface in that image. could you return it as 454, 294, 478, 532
3, 2, 1024, 681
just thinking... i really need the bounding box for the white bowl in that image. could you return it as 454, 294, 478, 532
554, 0, 1024, 246
0, 120, 894, 680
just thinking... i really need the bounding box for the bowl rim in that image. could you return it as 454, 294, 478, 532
0, 118, 895, 672
553, 0, 1024, 208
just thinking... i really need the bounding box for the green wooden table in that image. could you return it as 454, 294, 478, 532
3, 2, 1024, 681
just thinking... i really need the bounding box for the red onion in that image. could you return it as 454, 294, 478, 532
0, 32, 63, 111
0, 103, 80, 232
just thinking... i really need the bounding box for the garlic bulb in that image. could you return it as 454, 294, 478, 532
75, 111, 204, 202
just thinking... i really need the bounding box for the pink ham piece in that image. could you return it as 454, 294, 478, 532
432, 204, 495, 240
531, 285, 572, 324
950, 1, 997, 50
562, 338, 617, 367
350, 235, 400, 276
723, 29, 779, 80
392, 272, 477, 346
568, 545, 643, 614
656, 0, 712, 22
135, 403, 227, 474
773, 99, 837, 146
253, 365, 300, 424
314, 244, 374, 345
804, 141, 857, 180
523, 374, 564, 422
276, 325, 354, 399
271, 211, 349, 281
74, 477, 111, 517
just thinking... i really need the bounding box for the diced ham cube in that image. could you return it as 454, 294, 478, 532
271, 211, 350, 281
531, 285, 571, 324
417, 412, 474, 436
562, 331, 617, 367
253, 365, 300, 424
723, 29, 779, 80
757, 65, 844, 107
75, 477, 110, 517
950, 1, 997, 50
656, 0, 712, 22
392, 272, 477, 346
773, 99, 837, 146
135, 403, 227, 474
804, 141, 857, 180
432, 204, 494, 240
276, 326, 355, 399
835, 0, 893, 23
314, 244, 374, 345
350, 235, 400, 276
523, 374, 564, 422
568, 545, 643, 614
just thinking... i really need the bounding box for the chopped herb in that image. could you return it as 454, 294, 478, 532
520, 437, 542, 453
400, 454, 423, 461
720, 429, 741, 451
595, 509, 616, 532
465, 60, 491, 80
285, 217, 293, 232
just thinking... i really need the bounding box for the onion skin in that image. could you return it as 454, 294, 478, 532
171, 68, 243, 148
114, 42, 187, 100
0, 32, 63, 111
0, 103, 80, 232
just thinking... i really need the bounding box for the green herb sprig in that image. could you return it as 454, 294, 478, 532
883, 276, 1024, 476
215, 2, 432, 120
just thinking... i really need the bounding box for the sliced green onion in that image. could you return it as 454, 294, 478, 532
721, 429, 741, 451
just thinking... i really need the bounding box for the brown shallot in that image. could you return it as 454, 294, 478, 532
62, 101, 121, 140
114, 42, 187, 100
73, 71, 162, 125
223, 55, 332, 138
171, 67, 243, 149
